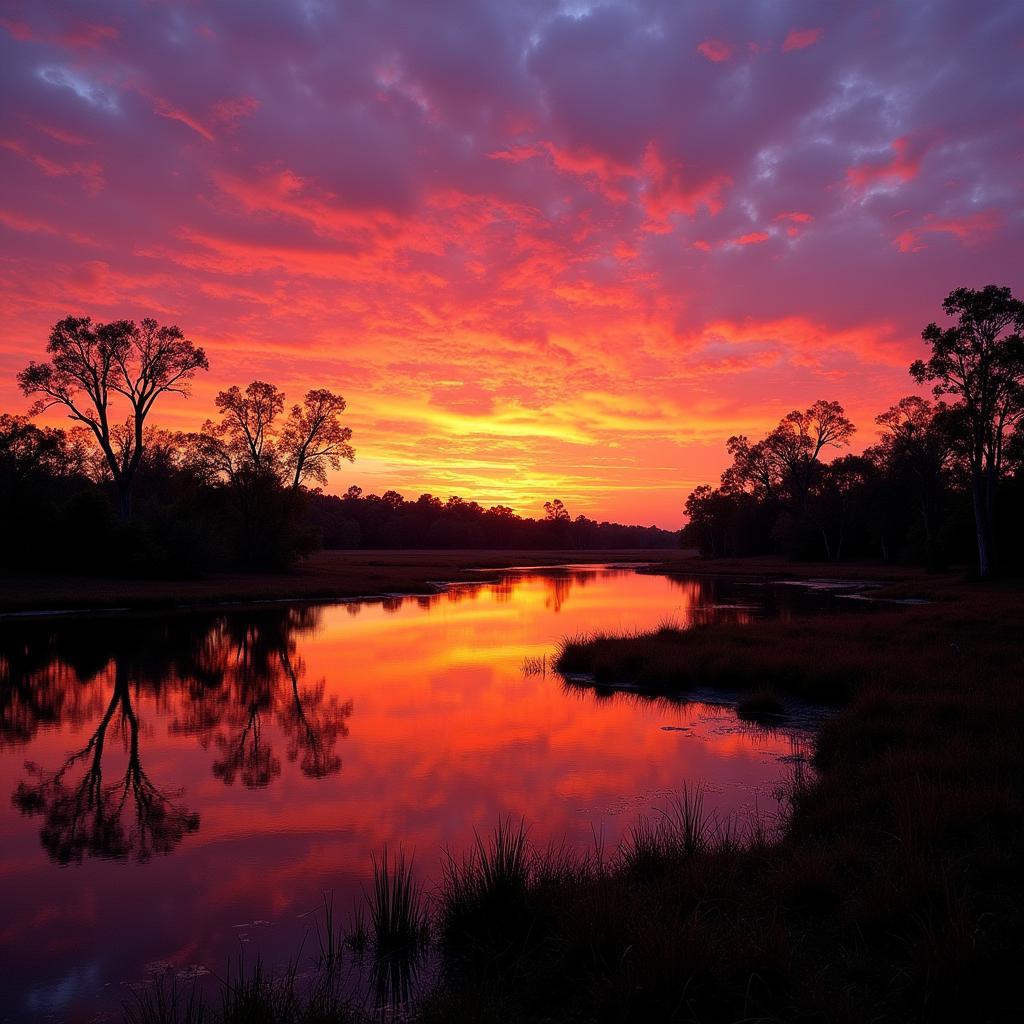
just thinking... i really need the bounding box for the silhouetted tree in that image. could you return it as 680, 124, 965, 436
210, 380, 285, 475
187, 381, 354, 566
724, 400, 855, 517
18, 316, 208, 518
280, 388, 354, 492
715, 400, 856, 556
911, 285, 1024, 577
869, 397, 957, 568
543, 499, 571, 522
806, 454, 876, 561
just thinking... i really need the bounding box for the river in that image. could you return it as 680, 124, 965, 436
0, 565, 836, 1022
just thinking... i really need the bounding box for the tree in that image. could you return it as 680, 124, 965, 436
18, 316, 208, 518
280, 389, 354, 492
870, 397, 956, 567
543, 498, 571, 522
186, 381, 355, 567
911, 285, 1024, 577
723, 401, 855, 516
211, 380, 284, 476
806, 454, 875, 561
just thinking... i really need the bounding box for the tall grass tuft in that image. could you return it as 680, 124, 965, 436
439, 817, 534, 946
666, 782, 711, 856
368, 843, 428, 956
315, 891, 343, 968
520, 653, 547, 676
620, 783, 714, 876
219, 955, 299, 1024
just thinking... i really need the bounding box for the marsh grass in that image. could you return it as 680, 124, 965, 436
314, 893, 343, 969
618, 784, 715, 878
368, 844, 429, 956
343, 901, 369, 955
218, 956, 301, 1024
439, 818, 533, 945
520, 653, 547, 676
424, 588, 1024, 1022
123, 972, 206, 1024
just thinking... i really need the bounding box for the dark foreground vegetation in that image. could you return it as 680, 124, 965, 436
119, 575, 1022, 1023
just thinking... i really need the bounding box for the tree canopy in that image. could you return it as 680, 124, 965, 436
18, 316, 208, 518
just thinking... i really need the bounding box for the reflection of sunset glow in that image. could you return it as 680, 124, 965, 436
0, 569, 814, 1018
2, 5, 1021, 525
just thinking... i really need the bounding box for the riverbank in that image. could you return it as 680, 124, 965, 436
416, 579, 1020, 1023
0, 548, 974, 618
0, 548, 691, 616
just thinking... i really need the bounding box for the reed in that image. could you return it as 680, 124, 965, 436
368, 844, 428, 955
122, 972, 206, 1024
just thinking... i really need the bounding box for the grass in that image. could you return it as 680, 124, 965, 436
369, 844, 429, 956
123, 972, 207, 1024
439, 818, 534, 949
421, 582, 1024, 1022
519, 653, 547, 676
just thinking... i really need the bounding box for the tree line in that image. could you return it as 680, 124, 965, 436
305, 489, 675, 551
1, 316, 674, 575
682, 286, 1024, 577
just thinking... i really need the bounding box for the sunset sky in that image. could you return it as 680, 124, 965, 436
1, 1, 1022, 527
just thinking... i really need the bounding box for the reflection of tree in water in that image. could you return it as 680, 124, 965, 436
13, 660, 199, 864
662, 576, 759, 626
171, 608, 353, 789
0, 626, 111, 746
490, 575, 516, 604
542, 569, 599, 612
3, 606, 353, 863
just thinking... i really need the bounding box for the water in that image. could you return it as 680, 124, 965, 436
0, 566, 831, 1022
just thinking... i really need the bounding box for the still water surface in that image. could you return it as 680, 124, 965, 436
0, 566, 829, 1022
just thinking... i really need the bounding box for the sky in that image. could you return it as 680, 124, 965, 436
1, 1, 1022, 528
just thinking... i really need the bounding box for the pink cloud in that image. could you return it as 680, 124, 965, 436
894, 211, 1001, 252
641, 143, 731, 226
210, 96, 261, 130
0, 137, 103, 192
782, 27, 824, 52
697, 39, 732, 63
1, 17, 118, 51
847, 136, 926, 190
152, 98, 215, 142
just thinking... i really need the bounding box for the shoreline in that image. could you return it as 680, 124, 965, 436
0, 548, 688, 619
0, 549, 981, 619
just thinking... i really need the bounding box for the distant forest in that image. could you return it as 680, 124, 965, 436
681, 286, 1024, 577
3, 284, 1021, 578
